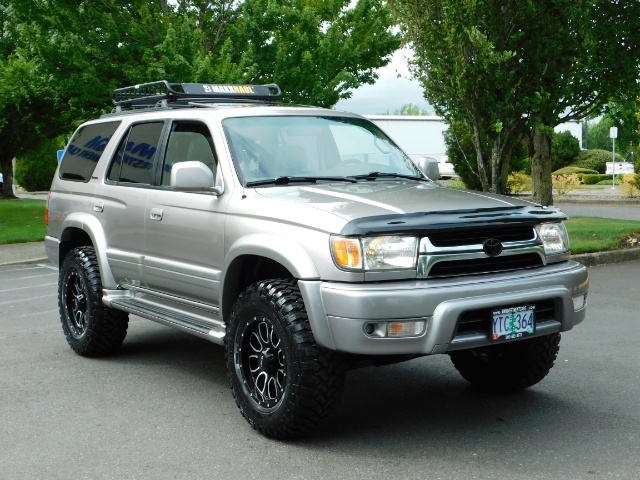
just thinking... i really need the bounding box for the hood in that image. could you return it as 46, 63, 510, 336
254, 181, 564, 235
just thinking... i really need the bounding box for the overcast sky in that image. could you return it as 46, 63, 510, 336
334, 48, 432, 115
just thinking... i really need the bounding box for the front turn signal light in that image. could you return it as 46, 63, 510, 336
331, 237, 362, 269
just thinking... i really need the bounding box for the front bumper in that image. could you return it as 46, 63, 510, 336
299, 260, 588, 355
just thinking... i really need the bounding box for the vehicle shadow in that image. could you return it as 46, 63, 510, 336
106, 320, 618, 458
111, 318, 228, 382
305, 356, 613, 457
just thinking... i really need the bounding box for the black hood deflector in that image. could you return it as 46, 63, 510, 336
339, 206, 566, 236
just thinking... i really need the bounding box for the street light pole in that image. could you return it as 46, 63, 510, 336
610, 127, 618, 189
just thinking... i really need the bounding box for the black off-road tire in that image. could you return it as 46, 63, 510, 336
59, 246, 129, 357
450, 333, 561, 392
226, 279, 345, 439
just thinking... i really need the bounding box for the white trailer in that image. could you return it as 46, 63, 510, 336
366, 115, 448, 161
366, 115, 584, 160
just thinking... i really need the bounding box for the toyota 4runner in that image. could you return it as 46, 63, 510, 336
45, 81, 589, 439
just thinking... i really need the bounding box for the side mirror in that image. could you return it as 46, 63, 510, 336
171, 161, 223, 195
416, 156, 440, 180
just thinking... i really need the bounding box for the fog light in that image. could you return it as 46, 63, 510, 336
572, 293, 586, 311
387, 321, 425, 338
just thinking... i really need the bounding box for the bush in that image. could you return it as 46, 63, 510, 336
506, 171, 532, 194
580, 174, 611, 185
443, 119, 528, 193
15, 138, 63, 192
551, 131, 580, 170
596, 177, 624, 186
621, 174, 640, 197
552, 166, 598, 175
443, 120, 484, 191
571, 149, 624, 174
552, 174, 582, 196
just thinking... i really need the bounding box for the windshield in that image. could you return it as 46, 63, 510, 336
222, 116, 424, 185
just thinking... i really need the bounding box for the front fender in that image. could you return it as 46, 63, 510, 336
221, 233, 321, 284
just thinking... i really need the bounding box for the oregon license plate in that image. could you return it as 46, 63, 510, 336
491, 305, 535, 341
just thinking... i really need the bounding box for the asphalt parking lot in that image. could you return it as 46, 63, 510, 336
555, 201, 640, 221
1, 259, 639, 479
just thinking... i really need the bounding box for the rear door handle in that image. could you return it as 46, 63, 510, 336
93, 202, 104, 213
150, 208, 163, 221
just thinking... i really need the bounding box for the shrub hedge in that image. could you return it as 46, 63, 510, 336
580, 174, 611, 185
14, 138, 62, 192
571, 149, 624, 173
596, 177, 624, 186
552, 166, 598, 175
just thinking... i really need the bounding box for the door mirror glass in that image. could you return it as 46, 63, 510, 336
416, 156, 440, 180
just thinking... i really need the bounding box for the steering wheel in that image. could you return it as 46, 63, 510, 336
341, 158, 363, 165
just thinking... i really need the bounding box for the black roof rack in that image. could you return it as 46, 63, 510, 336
111, 80, 282, 110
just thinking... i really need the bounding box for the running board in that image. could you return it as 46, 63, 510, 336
109, 297, 226, 345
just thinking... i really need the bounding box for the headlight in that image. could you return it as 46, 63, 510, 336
536, 222, 570, 254
331, 235, 419, 271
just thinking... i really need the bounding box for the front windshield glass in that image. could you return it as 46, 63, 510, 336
222, 116, 424, 184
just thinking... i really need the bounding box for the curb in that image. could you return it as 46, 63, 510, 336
0, 241, 49, 267
571, 248, 640, 267
1, 257, 50, 267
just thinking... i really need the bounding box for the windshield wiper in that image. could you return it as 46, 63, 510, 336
351, 172, 429, 182
245, 176, 358, 187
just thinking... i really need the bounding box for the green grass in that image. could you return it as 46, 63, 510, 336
0, 199, 47, 244
577, 184, 607, 190
566, 217, 640, 254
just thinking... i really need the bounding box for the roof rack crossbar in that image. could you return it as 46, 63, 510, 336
111, 80, 282, 108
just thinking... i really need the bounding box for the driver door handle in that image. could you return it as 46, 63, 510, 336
150, 208, 163, 221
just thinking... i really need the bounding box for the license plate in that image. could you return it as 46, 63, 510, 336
491, 305, 535, 341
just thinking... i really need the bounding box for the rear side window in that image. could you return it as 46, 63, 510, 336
59, 121, 120, 182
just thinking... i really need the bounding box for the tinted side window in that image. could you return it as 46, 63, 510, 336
108, 122, 164, 185
59, 121, 120, 182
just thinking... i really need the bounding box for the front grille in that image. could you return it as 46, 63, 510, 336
427, 253, 543, 278
454, 299, 556, 338
428, 225, 535, 247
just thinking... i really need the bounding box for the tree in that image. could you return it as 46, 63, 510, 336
518, 1, 640, 205
0, 55, 54, 198
226, 0, 400, 107
600, 100, 640, 160
586, 117, 615, 152
393, 0, 640, 205
1, 0, 172, 197
1, 0, 399, 194
551, 131, 580, 171
382, 103, 431, 115
391, 0, 533, 194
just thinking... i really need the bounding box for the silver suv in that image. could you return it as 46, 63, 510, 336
46, 81, 589, 439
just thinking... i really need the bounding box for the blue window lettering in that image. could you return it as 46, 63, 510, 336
83, 135, 111, 152
131, 158, 151, 169
130, 142, 157, 160
67, 144, 81, 155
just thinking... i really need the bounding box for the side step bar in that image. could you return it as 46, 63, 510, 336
110, 297, 226, 345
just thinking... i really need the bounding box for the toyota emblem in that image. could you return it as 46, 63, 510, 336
482, 238, 503, 257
